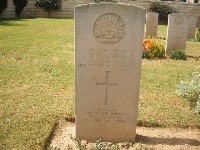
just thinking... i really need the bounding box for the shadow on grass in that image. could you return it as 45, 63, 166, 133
65, 116, 75, 123
43, 122, 59, 150
0, 19, 27, 26
136, 135, 200, 146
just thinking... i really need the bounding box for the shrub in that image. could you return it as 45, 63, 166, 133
176, 66, 200, 114
13, 0, 28, 18
143, 39, 165, 59
0, 0, 8, 16
149, 2, 174, 14
35, 0, 62, 18
148, 2, 176, 24
195, 28, 200, 42
170, 49, 187, 60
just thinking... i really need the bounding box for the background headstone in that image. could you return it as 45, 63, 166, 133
75, 3, 145, 142
187, 14, 197, 39
146, 12, 159, 37
165, 13, 189, 55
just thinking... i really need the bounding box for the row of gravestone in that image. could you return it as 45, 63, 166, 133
146, 12, 197, 55
74, 3, 195, 143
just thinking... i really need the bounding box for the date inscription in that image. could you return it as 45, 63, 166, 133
84, 107, 128, 124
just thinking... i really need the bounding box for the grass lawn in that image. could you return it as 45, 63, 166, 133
0, 19, 200, 150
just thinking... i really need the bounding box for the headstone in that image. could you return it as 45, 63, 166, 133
165, 13, 188, 55
75, 3, 145, 142
119, 0, 129, 3
146, 12, 159, 37
187, 14, 197, 39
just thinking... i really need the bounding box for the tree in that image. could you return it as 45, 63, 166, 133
35, 0, 62, 18
0, 0, 8, 16
13, 0, 28, 18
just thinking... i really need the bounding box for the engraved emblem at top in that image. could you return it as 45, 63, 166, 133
93, 13, 125, 44
174, 16, 184, 25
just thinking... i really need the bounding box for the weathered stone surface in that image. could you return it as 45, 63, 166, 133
75, 3, 145, 142
165, 13, 188, 55
146, 12, 159, 37
187, 14, 197, 39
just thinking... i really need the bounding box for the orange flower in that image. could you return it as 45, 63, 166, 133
143, 39, 152, 51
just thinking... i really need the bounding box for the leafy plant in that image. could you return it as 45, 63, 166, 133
148, 2, 176, 24
70, 135, 87, 150
93, 0, 117, 2
170, 49, 187, 60
176, 66, 200, 114
13, 0, 28, 18
148, 2, 175, 14
35, 0, 62, 18
195, 28, 200, 42
70, 136, 118, 150
143, 39, 165, 59
70, 135, 152, 150
0, 0, 8, 16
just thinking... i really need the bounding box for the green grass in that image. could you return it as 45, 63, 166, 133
0, 19, 74, 149
0, 19, 200, 150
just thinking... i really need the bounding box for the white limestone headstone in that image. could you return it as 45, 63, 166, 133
187, 14, 197, 39
75, 3, 145, 142
165, 13, 189, 55
146, 12, 159, 37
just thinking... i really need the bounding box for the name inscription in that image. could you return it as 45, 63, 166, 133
84, 107, 128, 124
77, 48, 138, 70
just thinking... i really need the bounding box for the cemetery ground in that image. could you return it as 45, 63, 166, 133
0, 19, 200, 150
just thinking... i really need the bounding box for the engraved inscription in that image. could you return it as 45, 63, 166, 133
77, 48, 139, 70
84, 107, 128, 124
174, 32, 181, 39
97, 71, 118, 105
93, 13, 125, 44
174, 16, 184, 25
174, 32, 181, 48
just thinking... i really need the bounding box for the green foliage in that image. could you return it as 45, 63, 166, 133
148, 2, 176, 24
170, 49, 187, 60
143, 39, 165, 59
35, 0, 62, 17
93, 0, 117, 2
0, 0, 8, 15
176, 66, 200, 113
13, 0, 28, 18
142, 50, 151, 59
148, 2, 175, 14
149, 40, 165, 58
70, 135, 151, 150
195, 28, 200, 42
70, 135, 87, 150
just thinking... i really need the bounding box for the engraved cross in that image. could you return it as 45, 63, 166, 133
174, 32, 181, 48
96, 71, 118, 105
174, 32, 181, 39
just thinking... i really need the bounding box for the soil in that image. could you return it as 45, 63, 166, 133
50, 122, 200, 150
